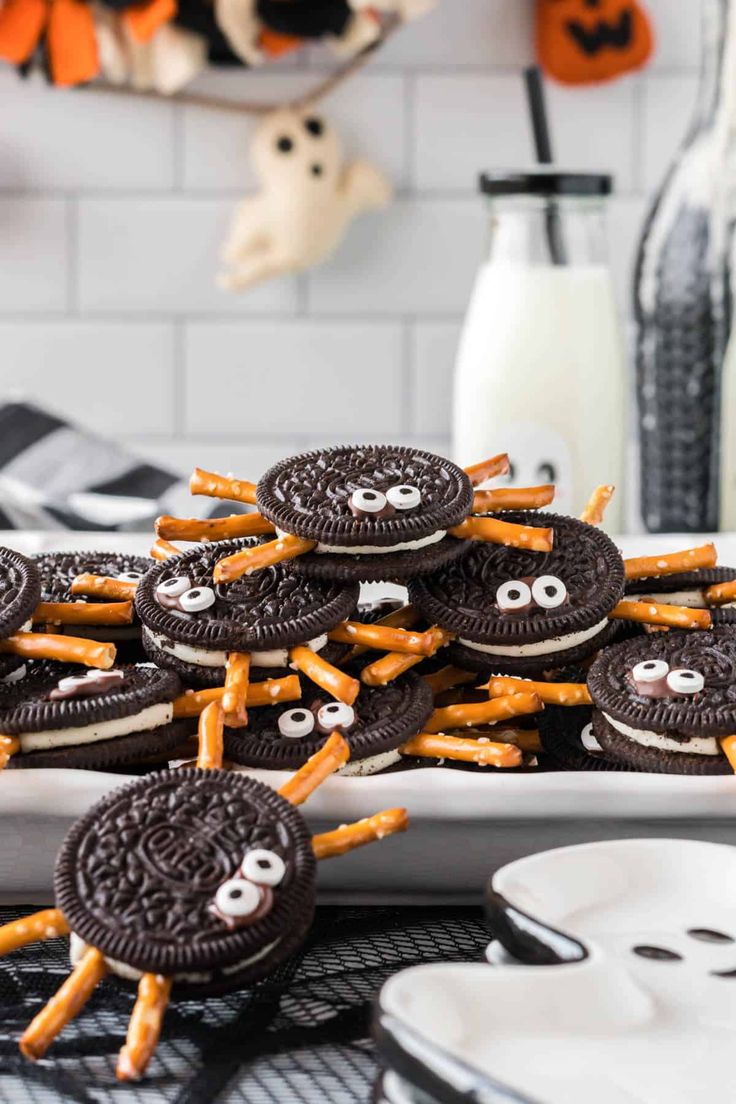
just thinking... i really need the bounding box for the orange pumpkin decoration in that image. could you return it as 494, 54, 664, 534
537, 0, 654, 85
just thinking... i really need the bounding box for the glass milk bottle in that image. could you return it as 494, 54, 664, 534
453, 172, 625, 530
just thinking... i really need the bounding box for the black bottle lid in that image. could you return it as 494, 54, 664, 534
479, 170, 613, 197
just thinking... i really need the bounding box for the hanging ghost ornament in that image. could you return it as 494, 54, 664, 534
218, 107, 392, 292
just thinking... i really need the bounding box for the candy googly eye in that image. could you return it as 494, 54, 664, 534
580, 722, 602, 753
179, 586, 216, 613
531, 575, 568, 610
496, 580, 532, 612
350, 488, 387, 514
156, 576, 191, 599
240, 849, 286, 887
632, 659, 669, 683
278, 708, 315, 739
317, 702, 355, 731
214, 878, 262, 918
57, 675, 87, 694
117, 571, 144, 583
666, 669, 704, 695
386, 484, 421, 510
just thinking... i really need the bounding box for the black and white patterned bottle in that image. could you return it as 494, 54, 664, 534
635, 0, 736, 532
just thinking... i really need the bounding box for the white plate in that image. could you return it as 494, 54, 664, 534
2, 532, 736, 903
377, 838, 736, 1103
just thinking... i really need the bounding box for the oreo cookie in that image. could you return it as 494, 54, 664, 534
256, 444, 473, 582
1, 661, 190, 770
55, 769, 316, 996
224, 667, 433, 774
587, 628, 736, 775
0, 547, 41, 636
34, 550, 152, 659
409, 512, 625, 676
625, 566, 736, 626
539, 706, 631, 772
136, 539, 359, 687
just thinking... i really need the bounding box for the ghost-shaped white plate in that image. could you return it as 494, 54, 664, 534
376, 839, 736, 1104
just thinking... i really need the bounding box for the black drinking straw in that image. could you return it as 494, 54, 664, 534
524, 66, 567, 266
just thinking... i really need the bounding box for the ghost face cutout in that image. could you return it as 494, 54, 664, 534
494, 422, 575, 517
377, 840, 736, 1104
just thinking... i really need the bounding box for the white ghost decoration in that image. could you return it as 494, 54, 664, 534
377, 839, 736, 1104
219, 107, 392, 292
93, 9, 207, 95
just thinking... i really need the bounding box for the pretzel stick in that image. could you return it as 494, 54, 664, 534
190, 467, 257, 506
0, 735, 20, 770
278, 732, 349, 807
502, 728, 542, 754
450, 516, 553, 552
0, 633, 116, 668
71, 574, 139, 601
624, 543, 717, 581
609, 601, 712, 631
173, 675, 301, 718
312, 807, 408, 860
222, 652, 250, 728
348, 604, 421, 658
155, 513, 275, 542
423, 666, 477, 696
117, 974, 172, 1083
361, 628, 452, 687
706, 579, 736, 606
464, 453, 510, 486
213, 535, 316, 583
401, 733, 523, 768
719, 736, 736, 774
484, 676, 592, 707
0, 909, 69, 956
289, 647, 360, 705
425, 692, 542, 734
472, 485, 554, 514
580, 485, 615, 526
328, 622, 443, 657
20, 947, 107, 1060
197, 701, 224, 769
32, 601, 134, 626
150, 538, 181, 561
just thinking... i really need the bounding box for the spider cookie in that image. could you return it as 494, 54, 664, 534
0, 661, 190, 771
224, 667, 433, 775
0, 722, 408, 1081
587, 628, 736, 775
33, 550, 152, 660
135, 538, 359, 687
409, 512, 625, 677
0, 547, 41, 682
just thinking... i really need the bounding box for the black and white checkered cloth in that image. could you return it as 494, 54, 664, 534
0, 402, 238, 530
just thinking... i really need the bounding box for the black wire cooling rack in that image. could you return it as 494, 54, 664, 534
0, 905, 490, 1104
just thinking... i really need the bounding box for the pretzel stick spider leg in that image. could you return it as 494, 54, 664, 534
580, 485, 615, 526
719, 736, 736, 774
117, 974, 173, 1082
150, 538, 182, 561
484, 676, 592, 706
71, 574, 139, 601
464, 454, 510, 486
360, 628, 453, 687
312, 808, 408, 859
0, 910, 69, 955
0, 633, 116, 669
624, 543, 717, 581
289, 647, 360, 705
213, 535, 316, 583
449, 516, 554, 553
189, 468, 257, 506
155, 513, 275, 543
609, 601, 712, 631
32, 601, 134, 627
197, 701, 224, 769
20, 947, 107, 1060
0, 735, 20, 770
172, 675, 301, 718
472, 485, 555, 514
222, 652, 251, 728
401, 733, 523, 768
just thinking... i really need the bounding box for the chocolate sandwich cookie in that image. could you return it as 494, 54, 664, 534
255, 444, 474, 582
587, 627, 736, 775
409, 512, 625, 677
539, 705, 631, 772
33, 550, 152, 660
55, 768, 316, 996
136, 538, 359, 687
1, 661, 190, 770
625, 566, 736, 625
0, 548, 42, 684
225, 667, 433, 775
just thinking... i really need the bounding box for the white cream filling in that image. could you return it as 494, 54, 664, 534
338, 748, 402, 776
145, 628, 328, 669
19, 703, 172, 753
70, 932, 280, 984
459, 618, 609, 659
602, 713, 720, 756
274, 527, 447, 556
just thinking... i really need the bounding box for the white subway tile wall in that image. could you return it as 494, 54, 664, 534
0, 0, 701, 479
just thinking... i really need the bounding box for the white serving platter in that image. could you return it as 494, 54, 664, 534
1, 531, 736, 903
